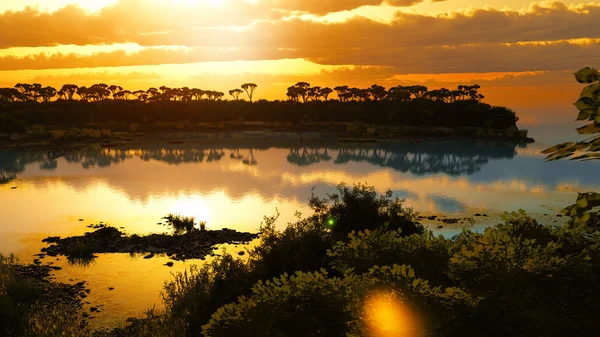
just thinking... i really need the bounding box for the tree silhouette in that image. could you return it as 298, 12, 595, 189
108, 85, 123, 98
59, 84, 78, 100
334, 85, 350, 102
229, 89, 243, 100
369, 84, 387, 101
320, 87, 333, 101
191, 88, 204, 101
241, 83, 258, 102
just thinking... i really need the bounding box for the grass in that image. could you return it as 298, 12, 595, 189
164, 214, 196, 234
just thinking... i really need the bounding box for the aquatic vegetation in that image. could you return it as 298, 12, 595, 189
164, 214, 196, 235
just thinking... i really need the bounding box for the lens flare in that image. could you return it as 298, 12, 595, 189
363, 291, 421, 337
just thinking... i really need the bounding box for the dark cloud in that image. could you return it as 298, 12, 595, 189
0, 40, 597, 74
0, 1, 598, 50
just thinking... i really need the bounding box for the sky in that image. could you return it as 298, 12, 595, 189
1, 0, 600, 124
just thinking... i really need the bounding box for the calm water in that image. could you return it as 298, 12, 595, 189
1, 137, 599, 326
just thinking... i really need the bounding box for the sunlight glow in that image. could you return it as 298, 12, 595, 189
364, 291, 420, 337
171, 196, 212, 224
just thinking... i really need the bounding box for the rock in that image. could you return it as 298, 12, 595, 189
556, 214, 563, 217
238, 251, 245, 256
79, 219, 84, 221
482, 214, 489, 217
85, 289, 91, 293
33, 259, 41, 265
165, 262, 174, 267
82, 312, 90, 318
474, 213, 482, 216
90, 307, 98, 312
42, 236, 61, 243
143, 252, 154, 259
11, 186, 17, 189
51, 266, 62, 270
108, 287, 114, 290
437, 225, 444, 229
427, 216, 437, 220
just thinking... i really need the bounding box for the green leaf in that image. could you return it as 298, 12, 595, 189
580, 82, 600, 101
574, 97, 599, 120
542, 142, 575, 154
576, 123, 600, 135
574, 67, 600, 84
571, 153, 600, 161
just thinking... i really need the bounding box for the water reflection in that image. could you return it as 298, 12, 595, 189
1, 140, 519, 175
1, 139, 599, 325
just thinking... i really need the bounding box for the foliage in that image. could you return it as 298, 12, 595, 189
0, 82, 522, 132
308, 183, 423, 238
542, 66, 600, 227
199, 211, 600, 337
164, 214, 196, 234
162, 254, 255, 336
327, 229, 452, 283
24, 304, 85, 337
247, 211, 334, 280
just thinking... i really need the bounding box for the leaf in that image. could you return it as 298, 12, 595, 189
545, 152, 575, 161
574, 67, 600, 84
573, 98, 599, 120
571, 153, 600, 161
541, 142, 575, 154
580, 82, 600, 101
576, 123, 600, 135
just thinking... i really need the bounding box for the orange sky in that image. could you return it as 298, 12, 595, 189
1, 0, 599, 121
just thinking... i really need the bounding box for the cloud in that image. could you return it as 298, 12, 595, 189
269, 0, 426, 15
0, 1, 599, 50
0, 39, 597, 74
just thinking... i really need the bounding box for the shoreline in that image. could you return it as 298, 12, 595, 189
0, 124, 534, 152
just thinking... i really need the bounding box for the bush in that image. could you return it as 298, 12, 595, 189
308, 183, 423, 238
328, 228, 453, 284
201, 266, 473, 337
248, 212, 333, 279
162, 254, 255, 336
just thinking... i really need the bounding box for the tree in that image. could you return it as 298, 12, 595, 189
334, 85, 350, 102
60, 84, 78, 100
320, 87, 333, 101
38, 86, 56, 103
286, 86, 301, 102
542, 66, 600, 227
114, 90, 132, 100
307, 86, 321, 101
108, 85, 123, 98
229, 89, 243, 101
191, 88, 204, 101
292, 82, 310, 103
241, 83, 258, 102
147, 87, 160, 98
132, 90, 149, 102
388, 86, 411, 103
368, 84, 387, 101
77, 86, 89, 101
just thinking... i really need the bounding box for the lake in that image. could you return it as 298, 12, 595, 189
1, 136, 599, 326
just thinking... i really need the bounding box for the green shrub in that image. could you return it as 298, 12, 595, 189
328, 229, 453, 285
248, 213, 333, 279
162, 254, 255, 336
308, 183, 422, 238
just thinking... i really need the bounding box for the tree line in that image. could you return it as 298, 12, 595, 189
0, 83, 258, 104
286, 82, 484, 103
0, 81, 484, 105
